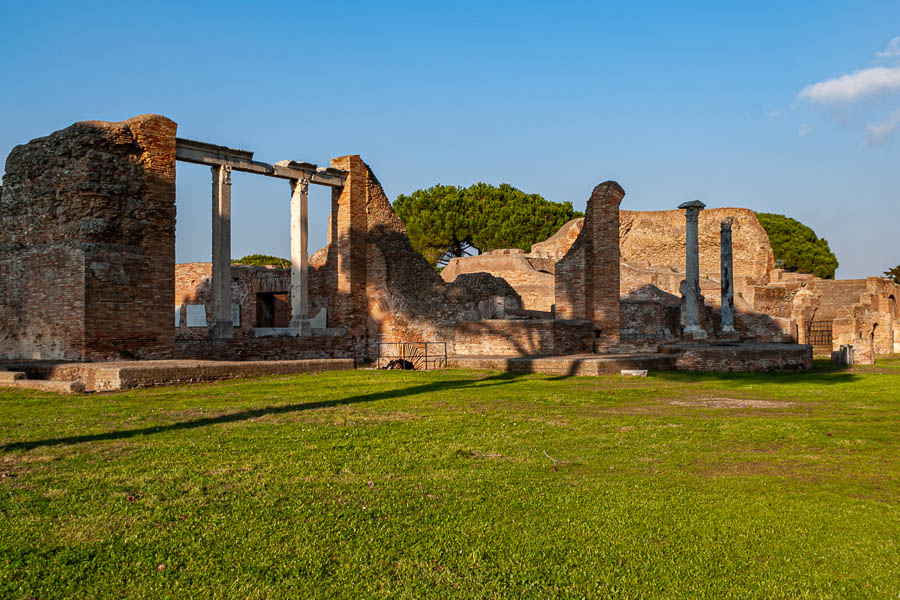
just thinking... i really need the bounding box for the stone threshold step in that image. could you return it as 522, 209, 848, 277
0, 379, 85, 394
0, 371, 27, 383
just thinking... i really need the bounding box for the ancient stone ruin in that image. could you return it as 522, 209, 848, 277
1, 113, 893, 389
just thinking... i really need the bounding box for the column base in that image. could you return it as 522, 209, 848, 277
684, 326, 708, 340
289, 307, 328, 336
209, 321, 234, 340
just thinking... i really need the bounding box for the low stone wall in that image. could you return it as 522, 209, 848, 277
1, 358, 353, 392
451, 319, 592, 356
661, 343, 812, 372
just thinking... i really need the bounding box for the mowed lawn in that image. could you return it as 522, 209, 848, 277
1, 359, 899, 599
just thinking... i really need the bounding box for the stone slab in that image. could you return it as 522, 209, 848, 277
621, 369, 648, 377
186, 304, 207, 327
0, 358, 353, 392
447, 354, 675, 376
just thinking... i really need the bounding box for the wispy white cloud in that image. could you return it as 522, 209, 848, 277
799, 66, 900, 103
798, 123, 810, 137
876, 36, 900, 60
862, 110, 900, 146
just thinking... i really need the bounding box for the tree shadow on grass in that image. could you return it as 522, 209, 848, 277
1, 372, 526, 452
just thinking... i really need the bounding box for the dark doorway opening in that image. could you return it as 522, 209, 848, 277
256, 292, 291, 328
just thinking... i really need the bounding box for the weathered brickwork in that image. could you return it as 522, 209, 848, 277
315, 156, 524, 358
662, 343, 813, 372
0, 115, 849, 372
555, 181, 625, 351
452, 320, 592, 356
0, 115, 176, 359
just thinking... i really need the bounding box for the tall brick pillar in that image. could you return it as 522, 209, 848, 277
330, 155, 369, 338
554, 181, 625, 352
0, 114, 177, 360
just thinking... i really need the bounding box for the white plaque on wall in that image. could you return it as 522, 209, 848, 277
174, 304, 183, 327
231, 304, 241, 327
186, 304, 207, 327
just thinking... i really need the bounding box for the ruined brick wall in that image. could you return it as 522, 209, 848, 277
442, 251, 555, 311
305, 156, 523, 359
174, 263, 293, 340
533, 208, 774, 294
174, 335, 353, 361
803, 279, 869, 320
831, 278, 899, 359
619, 208, 773, 290
665, 344, 812, 372
0, 115, 176, 360
452, 320, 592, 356
554, 181, 625, 351
619, 285, 682, 351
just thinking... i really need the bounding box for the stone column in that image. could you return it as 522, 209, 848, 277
678, 200, 706, 340
720, 217, 736, 334
210, 164, 233, 339
289, 176, 310, 328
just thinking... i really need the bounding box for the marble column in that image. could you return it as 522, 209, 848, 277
720, 217, 736, 334
289, 176, 310, 328
678, 200, 706, 339
210, 164, 233, 339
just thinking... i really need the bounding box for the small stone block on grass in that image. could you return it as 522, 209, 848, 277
621, 369, 648, 377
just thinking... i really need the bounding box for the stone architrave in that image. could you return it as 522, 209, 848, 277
720, 217, 736, 334
289, 176, 311, 328
210, 164, 233, 339
678, 200, 707, 340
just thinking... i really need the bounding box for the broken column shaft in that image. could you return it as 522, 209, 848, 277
210, 164, 233, 339
720, 216, 736, 334
678, 200, 706, 339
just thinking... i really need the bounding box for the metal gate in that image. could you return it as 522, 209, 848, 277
376, 342, 447, 370
807, 320, 833, 355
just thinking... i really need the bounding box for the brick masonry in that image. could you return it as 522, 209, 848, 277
554, 181, 625, 351
0, 115, 176, 360
0, 115, 848, 372
661, 343, 813, 372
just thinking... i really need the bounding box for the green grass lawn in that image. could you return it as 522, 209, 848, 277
1, 358, 899, 599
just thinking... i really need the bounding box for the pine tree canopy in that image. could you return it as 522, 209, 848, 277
234, 254, 291, 268
393, 183, 583, 266
755, 213, 839, 279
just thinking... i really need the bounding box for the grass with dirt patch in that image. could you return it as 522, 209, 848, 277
1, 358, 899, 599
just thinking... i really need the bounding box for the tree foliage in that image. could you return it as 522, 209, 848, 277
884, 265, 900, 284
234, 254, 290, 268
755, 213, 839, 279
394, 183, 583, 266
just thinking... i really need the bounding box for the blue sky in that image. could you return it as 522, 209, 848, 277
1, 1, 898, 278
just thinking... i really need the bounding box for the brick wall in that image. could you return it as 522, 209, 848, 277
452, 319, 592, 356
0, 115, 176, 360
554, 181, 625, 351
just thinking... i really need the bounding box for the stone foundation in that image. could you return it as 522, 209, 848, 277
660, 343, 813, 372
